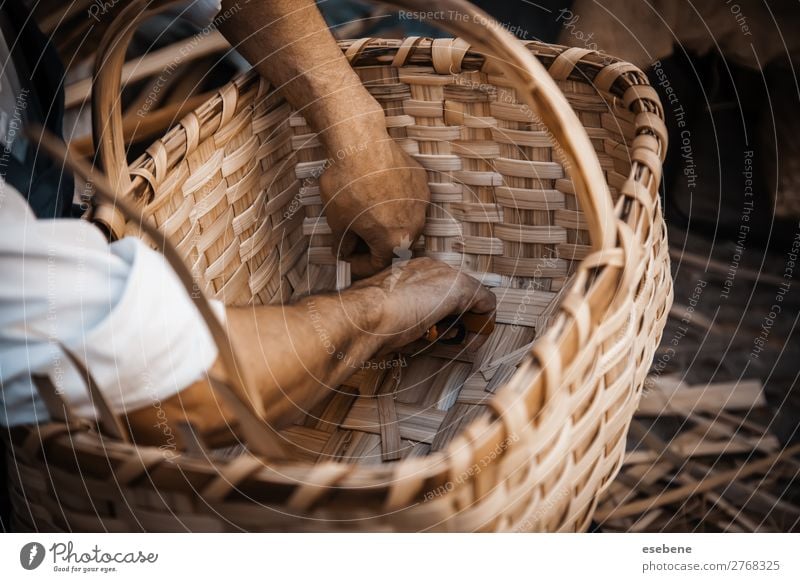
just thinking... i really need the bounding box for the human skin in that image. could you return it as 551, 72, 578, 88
125, 259, 496, 448
122, 3, 486, 448
218, 0, 429, 278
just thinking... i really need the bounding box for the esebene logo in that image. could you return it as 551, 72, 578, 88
19, 541, 158, 574
20, 542, 46, 570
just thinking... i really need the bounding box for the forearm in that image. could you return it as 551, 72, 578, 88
126, 284, 387, 448
219, 0, 385, 150
123, 258, 495, 450
225, 287, 386, 424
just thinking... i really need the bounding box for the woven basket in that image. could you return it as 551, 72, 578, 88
7, 0, 671, 532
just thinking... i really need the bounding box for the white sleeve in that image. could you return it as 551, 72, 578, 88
0, 184, 224, 426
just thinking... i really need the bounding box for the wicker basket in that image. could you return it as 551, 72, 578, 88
7, 0, 671, 532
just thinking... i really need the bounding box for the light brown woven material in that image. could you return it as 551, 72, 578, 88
7, 0, 671, 532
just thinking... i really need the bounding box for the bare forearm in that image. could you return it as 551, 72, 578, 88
126, 287, 385, 447
219, 0, 384, 150
225, 287, 386, 424
123, 259, 495, 449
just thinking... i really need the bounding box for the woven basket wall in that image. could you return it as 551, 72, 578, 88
8, 30, 671, 531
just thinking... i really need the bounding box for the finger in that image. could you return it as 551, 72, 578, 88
469, 285, 497, 314
464, 275, 497, 313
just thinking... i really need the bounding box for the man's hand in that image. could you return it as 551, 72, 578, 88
320, 139, 429, 278
218, 0, 430, 278
125, 259, 494, 447
348, 257, 496, 349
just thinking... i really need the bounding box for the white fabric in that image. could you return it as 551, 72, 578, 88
0, 183, 223, 426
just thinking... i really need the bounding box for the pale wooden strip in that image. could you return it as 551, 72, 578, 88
453, 235, 503, 255
494, 223, 567, 244
291, 133, 322, 151
494, 157, 564, 180
596, 445, 800, 521
341, 399, 446, 444
452, 170, 504, 186
461, 114, 497, 129
451, 140, 501, 158
406, 125, 462, 141
491, 127, 552, 148
636, 380, 765, 416
295, 160, 328, 180
423, 218, 462, 237
450, 202, 502, 223
377, 395, 402, 462
554, 208, 589, 230
491, 287, 557, 327
490, 101, 538, 123
411, 154, 462, 172
222, 135, 258, 177
307, 247, 337, 265
263, 181, 299, 216
493, 256, 568, 278
336, 260, 351, 291
623, 435, 780, 465
384, 114, 415, 128
204, 238, 241, 281
556, 243, 591, 261
213, 263, 250, 305
495, 186, 565, 211
65, 31, 229, 108
303, 217, 332, 237
403, 99, 444, 117
398, 66, 452, 85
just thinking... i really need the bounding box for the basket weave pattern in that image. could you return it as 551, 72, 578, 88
8, 37, 671, 532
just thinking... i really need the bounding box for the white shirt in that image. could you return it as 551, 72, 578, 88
0, 0, 225, 427
0, 184, 222, 426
